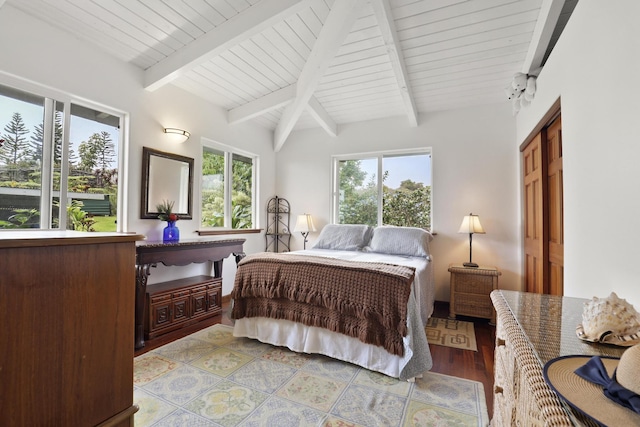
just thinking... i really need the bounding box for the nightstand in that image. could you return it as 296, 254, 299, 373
448, 264, 501, 324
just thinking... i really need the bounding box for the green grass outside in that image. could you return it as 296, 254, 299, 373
91, 216, 117, 232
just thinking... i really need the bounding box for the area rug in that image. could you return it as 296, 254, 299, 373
425, 317, 478, 351
133, 324, 488, 427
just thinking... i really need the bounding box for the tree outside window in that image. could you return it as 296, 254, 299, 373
0, 84, 121, 231
335, 151, 431, 229
201, 144, 255, 229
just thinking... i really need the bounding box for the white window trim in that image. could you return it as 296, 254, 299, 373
0, 73, 129, 231
200, 137, 258, 230
331, 147, 432, 227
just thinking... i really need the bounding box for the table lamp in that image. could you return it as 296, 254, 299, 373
458, 213, 485, 268
294, 213, 316, 249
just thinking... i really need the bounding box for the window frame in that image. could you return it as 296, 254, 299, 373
331, 147, 433, 229
199, 138, 258, 231
0, 76, 128, 231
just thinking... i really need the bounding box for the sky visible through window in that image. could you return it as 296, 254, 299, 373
0, 96, 118, 159
359, 154, 431, 189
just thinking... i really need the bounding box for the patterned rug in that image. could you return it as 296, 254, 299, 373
133, 324, 488, 426
425, 318, 478, 351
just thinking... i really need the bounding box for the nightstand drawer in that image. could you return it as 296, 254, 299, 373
453, 293, 493, 319
451, 273, 495, 295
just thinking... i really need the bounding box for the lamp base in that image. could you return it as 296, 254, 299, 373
463, 262, 479, 268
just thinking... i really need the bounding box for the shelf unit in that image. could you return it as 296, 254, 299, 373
265, 196, 290, 252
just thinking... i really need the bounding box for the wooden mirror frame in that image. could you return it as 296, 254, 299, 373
140, 147, 194, 220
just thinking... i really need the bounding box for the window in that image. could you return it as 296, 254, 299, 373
200, 141, 256, 230
0, 83, 123, 231
332, 149, 432, 229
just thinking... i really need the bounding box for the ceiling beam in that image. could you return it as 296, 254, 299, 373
522, 0, 565, 74
273, 0, 365, 151
144, 0, 311, 91
228, 86, 337, 137
307, 97, 337, 137
370, 0, 418, 127
227, 85, 294, 125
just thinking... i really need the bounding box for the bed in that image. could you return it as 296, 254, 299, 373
231, 224, 434, 380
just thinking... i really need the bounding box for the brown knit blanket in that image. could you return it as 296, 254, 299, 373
231, 252, 416, 356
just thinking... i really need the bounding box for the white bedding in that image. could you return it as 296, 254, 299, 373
232, 248, 434, 380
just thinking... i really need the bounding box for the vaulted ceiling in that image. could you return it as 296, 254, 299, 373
4, 0, 576, 150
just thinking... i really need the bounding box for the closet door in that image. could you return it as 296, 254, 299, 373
523, 133, 547, 294
521, 113, 563, 295
546, 117, 564, 295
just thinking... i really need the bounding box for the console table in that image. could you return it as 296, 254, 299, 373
135, 238, 245, 349
491, 290, 625, 426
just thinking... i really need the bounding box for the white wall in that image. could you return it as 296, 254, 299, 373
277, 104, 520, 302
1, 3, 543, 305
0, 5, 276, 294
516, 0, 640, 309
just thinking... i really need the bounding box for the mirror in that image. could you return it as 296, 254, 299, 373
141, 146, 194, 219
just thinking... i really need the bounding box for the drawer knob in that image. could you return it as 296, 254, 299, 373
494, 385, 504, 394
497, 338, 506, 347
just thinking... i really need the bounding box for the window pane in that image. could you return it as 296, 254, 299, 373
382, 153, 431, 229
1, 85, 123, 232
201, 147, 225, 227
231, 153, 253, 229
337, 158, 378, 227
0, 86, 45, 229
68, 104, 120, 231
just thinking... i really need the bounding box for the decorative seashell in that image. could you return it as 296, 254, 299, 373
576, 292, 640, 347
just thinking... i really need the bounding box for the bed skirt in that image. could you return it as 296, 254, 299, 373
232, 290, 433, 381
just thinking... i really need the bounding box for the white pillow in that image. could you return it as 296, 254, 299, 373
366, 226, 432, 257
312, 224, 373, 251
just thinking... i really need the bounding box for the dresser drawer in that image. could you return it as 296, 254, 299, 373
493, 346, 516, 426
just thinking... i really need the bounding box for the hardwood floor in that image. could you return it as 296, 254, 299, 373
136, 299, 495, 417
430, 301, 495, 417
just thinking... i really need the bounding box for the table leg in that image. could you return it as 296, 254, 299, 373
135, 263, 152, 350
234, 251, 246, 265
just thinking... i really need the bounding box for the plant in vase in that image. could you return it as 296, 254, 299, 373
156, 199, 180, 242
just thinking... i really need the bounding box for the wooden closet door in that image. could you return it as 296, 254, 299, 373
546, 116, 564, 295
521, 111, 563, 295
523, 133, 547, 294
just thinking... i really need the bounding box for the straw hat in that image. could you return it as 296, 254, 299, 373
543, 344, 640, 426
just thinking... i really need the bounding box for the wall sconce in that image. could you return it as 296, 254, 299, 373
293, 213, 316, 250
458, 213, 485, 268
163, 127, 190, 143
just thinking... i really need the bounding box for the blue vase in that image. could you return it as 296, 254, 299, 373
163, 221, 180, 243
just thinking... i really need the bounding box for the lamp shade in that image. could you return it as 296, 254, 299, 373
458, 214, 485, 234
293, 214, 316, 233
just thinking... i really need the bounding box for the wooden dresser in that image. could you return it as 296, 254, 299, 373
0, 230, 143, 426
491, 290, 625, 426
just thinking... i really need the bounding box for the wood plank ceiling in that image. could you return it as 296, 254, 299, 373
3, 0, 576, 151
